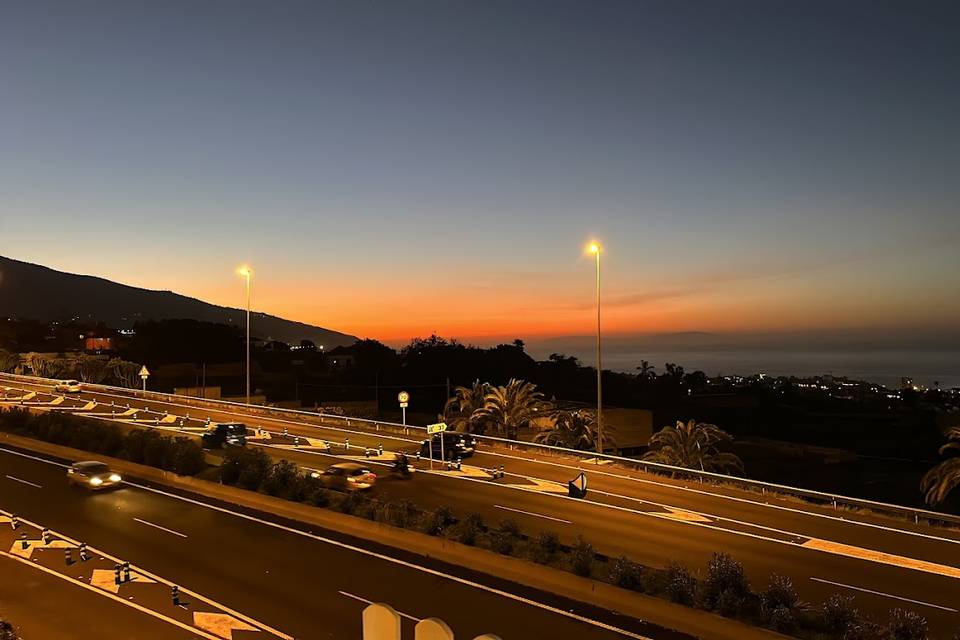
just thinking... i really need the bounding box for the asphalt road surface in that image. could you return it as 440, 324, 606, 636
3, 374, 960, 635
0, 447, 675, 640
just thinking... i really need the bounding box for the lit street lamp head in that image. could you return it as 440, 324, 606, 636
237, 265, 252, 279
587, 241, 602, 255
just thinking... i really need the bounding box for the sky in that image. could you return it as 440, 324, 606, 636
1, 0, 959, 348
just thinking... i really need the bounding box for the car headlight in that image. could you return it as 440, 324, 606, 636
89, 477, 103, 486
109, 474, 122, 482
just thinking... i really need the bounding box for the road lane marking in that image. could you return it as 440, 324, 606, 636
114, 480, 653, 639
1, 550, 222, 639
193, 612, 258, 639
339, 591, 420, 621
810, 577, 958, 612
134, 517, 188, 538
803, 539, 960, 579
4, 474, 42, 488
494, 505, 572, 524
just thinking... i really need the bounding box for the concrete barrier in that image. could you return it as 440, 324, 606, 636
362, 604, 501, 640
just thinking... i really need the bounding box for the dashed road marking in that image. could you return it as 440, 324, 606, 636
494, 505, 572, 524
810, 577, 958, 612
134, 517, 188, 538
339, 590, 420, 621
5, 475, 42, 488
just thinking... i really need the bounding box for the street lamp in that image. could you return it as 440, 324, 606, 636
237, 265, 252, 405
587, 241, 603, 455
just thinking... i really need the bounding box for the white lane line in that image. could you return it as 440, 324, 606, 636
5, 475, 42, 488
494, 505, 572, 524
0, 447, 649, 640
133, 517, 188, 538
0, 550, 221, 639
810, 577, 958, 612
339, 591, 420, 621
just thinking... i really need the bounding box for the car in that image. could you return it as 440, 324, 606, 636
67, 461, 122, 490
311, 462, 376, 491
420, 431, 477, 460
201, 422, 248, 448
54, 380, 82, 393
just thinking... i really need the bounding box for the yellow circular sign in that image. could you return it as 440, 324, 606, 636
398, 391, 410, 404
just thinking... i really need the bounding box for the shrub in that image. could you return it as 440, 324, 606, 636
666, 562, 695, 605
338, 491, 372, 516
454, 513, 484, 546
844, 620, 888, 640
0, 619, 18, 640
704, 553, 749, 611
170, 438, 205, 475
610, 556, 642, 590
262, 460, 301, 498
762, 573, 799, 630
821, 593, 858, 634
569, 536, 595, 577
384, 500, 418, 529
489, 519, 521, 555
887, 608, 927, 640
421, 506, 454, 536
766, 606, 795, 634
528, 530, 560, 564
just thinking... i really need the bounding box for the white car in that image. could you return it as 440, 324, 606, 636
67, 461, 122, 490
54, 380, 82, 393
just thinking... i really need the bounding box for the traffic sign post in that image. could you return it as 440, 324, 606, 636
427, 422, 447, 469
398, 391, 409, 426
139, 366, 150, 391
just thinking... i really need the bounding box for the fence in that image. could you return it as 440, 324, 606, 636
2, 371, 958, 529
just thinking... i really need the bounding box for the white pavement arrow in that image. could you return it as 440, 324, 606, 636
193, 612, 258, 639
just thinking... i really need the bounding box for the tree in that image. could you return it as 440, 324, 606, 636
533, 409, 615, 451
78, 356, 108, 384
921, 426, 960, 506
107, 358, 142, 389
476, 378, 551, 439
636, 360, 655, 380
443, 380, 492, 434
0, 350, 20, 373
643, 419, 744, 475
24, 352, 53, 377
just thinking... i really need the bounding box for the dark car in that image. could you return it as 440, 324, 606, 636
67, 461, 122, 490
201, 422, 248, 448
311, 462, 377, 491
420, 431, 477, 460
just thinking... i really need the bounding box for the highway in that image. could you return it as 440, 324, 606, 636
0, 447, 664, 640
3, 374, 960, 635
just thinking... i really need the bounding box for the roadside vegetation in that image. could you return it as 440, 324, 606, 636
922, 426, 960, 506
2, 407, 954, 639
643, 419, 744, 475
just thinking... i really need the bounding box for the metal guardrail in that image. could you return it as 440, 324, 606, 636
2, 371, 958, 529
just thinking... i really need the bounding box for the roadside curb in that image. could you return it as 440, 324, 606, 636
0, 431, 791, 640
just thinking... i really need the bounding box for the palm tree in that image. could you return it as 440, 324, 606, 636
643, 419, 744, 475
533, 409, 615, 451
636, 360, 656, 380
443, 380, 492, 434
921, 427, 960, 506
476, 378, 551, 439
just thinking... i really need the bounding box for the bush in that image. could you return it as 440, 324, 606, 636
262, 460, 302, 498
454, 513, 484, 546
762, 573, 799, 630
569, 536, 595, 577
666, 562, 695, 605
170, 438, 205, 475
610, 556, 642, 590
385, 500, 419, 529
766, 606, 795, 634
421, 506, 454, 536
0, 619, 18, 640
489, 519, 521, 555
528, 531, 560, 564
844, 620, 887, 640
704, 553, 749, 611
220, 448, 272, 490
338, 491, 372, 517
887, 608, 927, 640
821, 593, 858, 634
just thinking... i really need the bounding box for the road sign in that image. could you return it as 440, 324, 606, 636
138, 366, 150, 379
426, 422, 448, 435
397, 391, 409, 404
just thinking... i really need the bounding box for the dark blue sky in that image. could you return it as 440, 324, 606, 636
1, 1, 958, 340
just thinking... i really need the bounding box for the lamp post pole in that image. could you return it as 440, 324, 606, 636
238, 266, 252, 405
588, 242, 603, 456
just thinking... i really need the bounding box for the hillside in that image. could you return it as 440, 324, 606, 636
0, 256, 357, 347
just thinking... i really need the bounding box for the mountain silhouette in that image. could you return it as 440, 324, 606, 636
0, 255, 357, 347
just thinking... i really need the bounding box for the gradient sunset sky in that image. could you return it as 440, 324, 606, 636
2, 1, 958, 345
